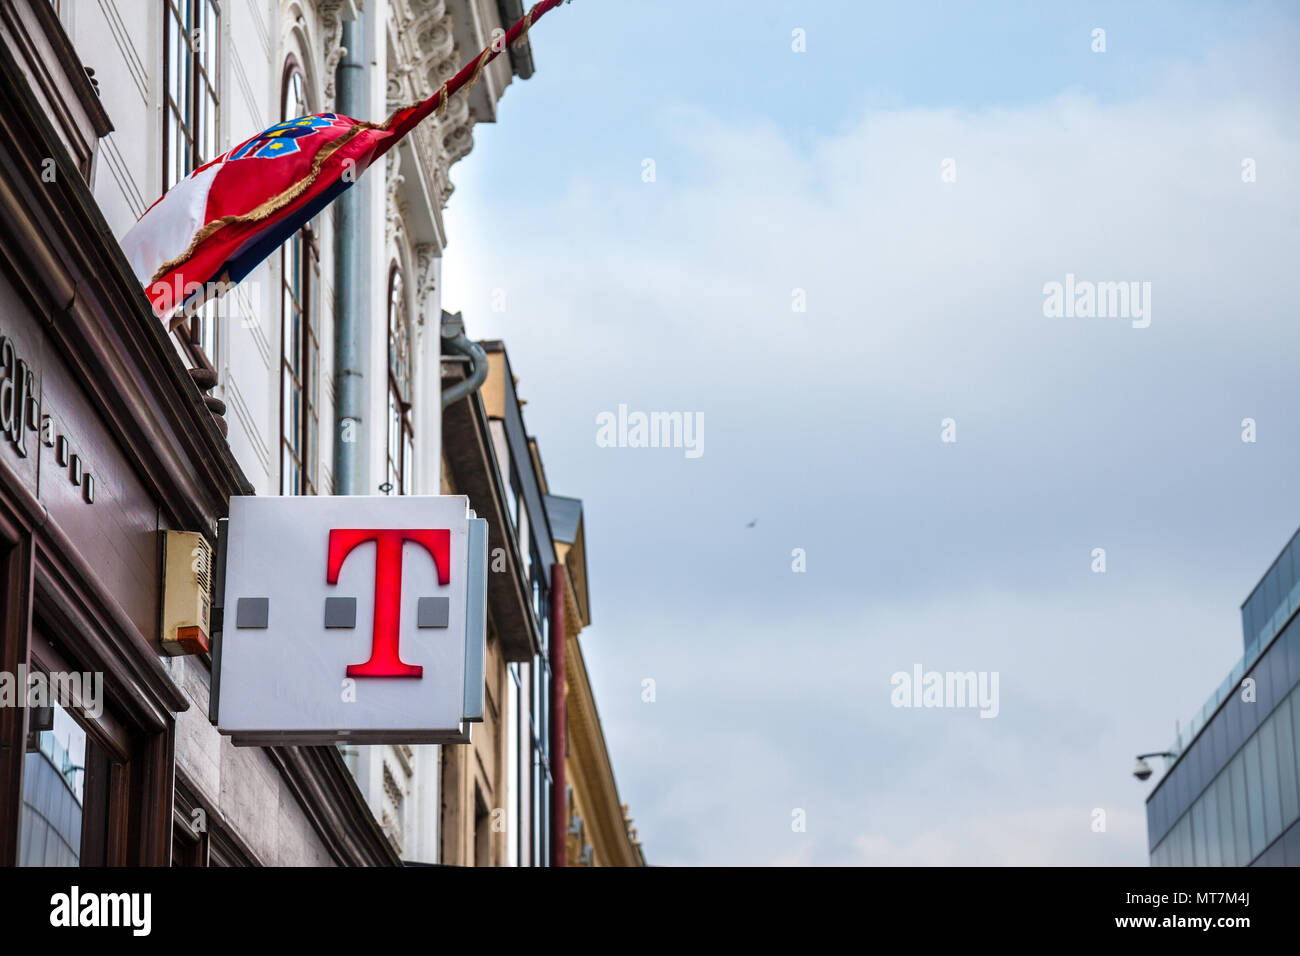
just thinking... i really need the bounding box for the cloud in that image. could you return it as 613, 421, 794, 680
444, 26, 1300, 865
852, 805, 1149, 866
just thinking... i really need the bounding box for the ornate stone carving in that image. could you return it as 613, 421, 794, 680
414, 243, 439, 328
320, 1, 350, 111
385, 150, 407, 247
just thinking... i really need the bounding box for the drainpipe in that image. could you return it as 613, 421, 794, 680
439, 310, 488, 408
333, 14, 367, 494
549, 562, 567, 867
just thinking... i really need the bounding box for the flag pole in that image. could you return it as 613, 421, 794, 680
387, 0, 569, 138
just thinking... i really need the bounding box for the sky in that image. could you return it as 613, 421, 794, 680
441, 1, 1300, 865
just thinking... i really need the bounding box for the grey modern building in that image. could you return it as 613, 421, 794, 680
1146, 527, 1300, 865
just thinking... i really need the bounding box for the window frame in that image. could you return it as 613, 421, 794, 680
162, 0, 222, 367
385, 264, 415, 495
278, 57, 321, 497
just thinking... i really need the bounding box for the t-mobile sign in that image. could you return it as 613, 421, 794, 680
211, 495, 487, 745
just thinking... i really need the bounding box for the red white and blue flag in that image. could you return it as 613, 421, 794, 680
122, 0, 563, 327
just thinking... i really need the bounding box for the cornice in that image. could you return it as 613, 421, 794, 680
265, 745, 404, 866
565, 634, 646, 866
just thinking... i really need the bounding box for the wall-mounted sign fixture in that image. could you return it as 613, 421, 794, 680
210, 495, 487, 746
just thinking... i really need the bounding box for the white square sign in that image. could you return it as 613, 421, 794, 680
211, 495, 487, 745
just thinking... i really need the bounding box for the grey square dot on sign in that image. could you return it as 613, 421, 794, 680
324, 597, 357, 628
235, 597, 269, 629
417, 596, 450, 628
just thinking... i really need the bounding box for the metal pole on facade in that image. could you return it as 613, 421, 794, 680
550, 562, 567, 867
333, 13, 367, 495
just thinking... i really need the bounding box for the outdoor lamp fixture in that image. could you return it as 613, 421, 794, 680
1132, 752, 1177, 782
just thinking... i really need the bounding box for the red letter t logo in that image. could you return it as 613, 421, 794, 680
326, 529, 450, 678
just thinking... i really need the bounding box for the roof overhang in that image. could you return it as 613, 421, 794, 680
441, 358, 540, 661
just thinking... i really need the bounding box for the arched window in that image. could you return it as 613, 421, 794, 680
385, 265, 414, 495
279, 58, 320, 495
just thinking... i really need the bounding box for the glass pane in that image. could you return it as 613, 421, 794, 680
1260, 715, 1283, 845
291, 236, 302, 308
1210, 712, 1227, 778
1256, 655, 1275, 717
18, 705, 87, 866
1277, 696, 1300, 828
306, 413, 317, 486
1266, 565, 1280, 615
201, 298, 218, 361
1244, 735, 1266, 861
1230, 754, 1250, 865
1226, 692, 1243, 755
1188, 741, 1205, 802
1272, 640, 1292, 710
1216, 772, 1234, 867
1279, 545, 1296, 615
1243, 676, 1262, 737
1245, 600, 1260, 651
1204, 784, 1221, 866
202, 86, 216, 163
205, 2, 219, 80
168, 14, 182, 104
1284, 619, 1300, 686
1191, 798, 1207, 866
1293, 685, 1300, 815
402, 432, 413, 493
173, 119, 186, 190
1152, 783, 1167, 842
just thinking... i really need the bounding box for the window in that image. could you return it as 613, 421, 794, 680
1174, 813, 1191, 866
515, 661, 532, 865
1203, 784, 1221, 867
164, 0, 221, 362
506, 664, 519, 867
1243, 736, 1266, 860
279, 62, 320, 496
1260, 714, 1284, 845
1229, 753, 1250, 865
515, 650, 550, 868
16, 676, 124, 869
1191, 798, 1207, 866
1215, 772, 1233, 866
1277, 696, 1300, 828
163, 0, 219, 189
18, 704, 91, 866
385, 267, 414, 495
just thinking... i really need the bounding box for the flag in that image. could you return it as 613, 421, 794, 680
122, 0, 565, 328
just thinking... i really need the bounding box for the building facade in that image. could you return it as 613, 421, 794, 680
546, 492, 645, 866
0, 0, 395, 864
1, 0, 643, 866
1146, 525, 1300, 866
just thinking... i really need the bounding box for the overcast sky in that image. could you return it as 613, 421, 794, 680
441, 1, 1300, 864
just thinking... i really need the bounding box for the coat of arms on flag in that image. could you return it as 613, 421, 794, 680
120, 0, 564, 329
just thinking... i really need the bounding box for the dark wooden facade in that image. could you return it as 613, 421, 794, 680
0, 25, 396, 867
